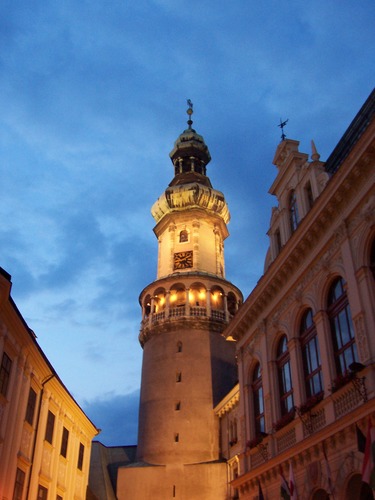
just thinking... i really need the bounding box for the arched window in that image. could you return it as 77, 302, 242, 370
289, 191, 300, 233
179, 230, 188, 243
300, 309, 323, 399
311, 489, 329, 500
252, 363, 265, 435
277, 336, 294, 415
328, 277, 358, 376
345, 473, 374, 500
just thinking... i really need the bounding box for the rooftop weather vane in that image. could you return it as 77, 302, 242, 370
187, 99, 193, 129
278, 117, 289, 141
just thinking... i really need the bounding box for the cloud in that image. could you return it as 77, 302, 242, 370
83, 390, 140, 446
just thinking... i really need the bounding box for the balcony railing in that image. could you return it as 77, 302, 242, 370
142, 305, 226, 327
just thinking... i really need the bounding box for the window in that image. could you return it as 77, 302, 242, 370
305, 182, 314, 210
60, 427, 69, 458
175, 401, 181, 411
174, 433, 179, 442
275, 229, 282, 254
179, 230, 188, 243
176, 372, 182, 383
45, 411, 55, 444
25, 387, 37, 425
277, 336, 294, 415
57, 496, 63, 500
177, 341, 182, 353
12, 468, 26, 500
328, 277, 358, 376
300, 309, 323, 399
37, 485, 48, 500
77, 442, 84, 470
0, 352, 12, 397
252, 363, 265, 435
289, 191, 300, 233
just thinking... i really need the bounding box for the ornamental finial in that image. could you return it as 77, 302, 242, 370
278, 117, 289, 141
186, 99, 193, 129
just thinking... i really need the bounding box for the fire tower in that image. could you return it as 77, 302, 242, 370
117, 104, 242, 499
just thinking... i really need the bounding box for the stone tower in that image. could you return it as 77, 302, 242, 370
117, 105, 242, 499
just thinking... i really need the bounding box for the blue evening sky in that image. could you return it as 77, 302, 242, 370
0, 1, 374, 445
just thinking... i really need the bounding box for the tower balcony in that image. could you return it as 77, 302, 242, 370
138, 274, 243, 346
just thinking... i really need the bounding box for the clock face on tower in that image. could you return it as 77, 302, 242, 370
173, 251, 193, 270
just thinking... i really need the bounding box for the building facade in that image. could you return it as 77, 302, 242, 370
221, 89, 375, 499
116, 106, 243, 499
0, 267, 98, 499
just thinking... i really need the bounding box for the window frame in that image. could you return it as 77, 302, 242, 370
328, 277, 358, 376
45, 410, 55, 444
276, 335, 294, 416
252, 362, 265, 436
60, 427, 69, 458
77, 442, 84, 470
0, 352, 12, 397
12, 468, 26, 500
300, 309, 323, 399
25, 387, 37, 425
289, 190, 300, 233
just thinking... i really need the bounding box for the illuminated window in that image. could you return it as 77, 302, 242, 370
25, 387, 37, 425
252, 363, 265, 435
12, 468, 25, 500
277, 336, 294, 415
60, 427, 69, 458
0, 352, 12, 397
45, 411, 55, 444
300, 309, 323, 398
289, 191, 300, 233
328, 277, 357, 376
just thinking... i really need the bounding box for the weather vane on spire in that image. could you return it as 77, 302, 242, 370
278, 117, 289, 141
187, 99, 193, 129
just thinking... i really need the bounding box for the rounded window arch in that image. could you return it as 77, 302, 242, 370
327, 277, 358, 376
345, 473, 374, 500
154, 288, 167, 313
300, 309, 323, 399
251, 362, 265, 436
311, 489, 329, 500
188, 284, 207, 307
179, 229, 189, 243
227, 292, 237, 316
211, 286, 224, 310
276, 335, 294, 415
170, 285, 186, 307
143, 294, 152, 317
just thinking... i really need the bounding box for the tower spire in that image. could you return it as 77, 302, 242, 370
186, 99, 193, 129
